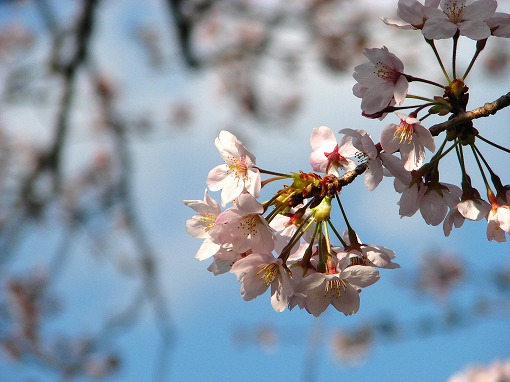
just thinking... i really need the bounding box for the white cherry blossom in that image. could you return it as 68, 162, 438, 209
353, 47, 409, 116
340, 128, 384, 191
422, 0, 498, 40
487, 203, 510, 242
207, 130, 261, 206
380, 112, 436, 171
295, 265, 380, 317
214, 192, 275, 254
310, 126, 357, 176
230, 253, 294, 312
383, 0, 441, 30
486, 12, 510, 37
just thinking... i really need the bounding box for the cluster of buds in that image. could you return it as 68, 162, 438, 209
185, 0, 510, 315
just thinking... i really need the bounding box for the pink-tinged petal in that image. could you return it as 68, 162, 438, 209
393, 76, 409, 105
230, 253, 267, 277
365, 159, 384, 191
236, 192, 264, 215
342, 265, 380, 288
185, 218, 210, 238
215, 130, 238, 158
381, 17, 416, 30
380, 124, 401, 154
362, 244, 400, 269
498, 207, 510, 232
458, 199, 490, 221
245, 170, 261, 198
488, 13, 510, 37
207, 251, 241, 275
380, 152, 412, 185
337, 135, 359, 157
310, 150, 329, 173
420, 191, 448, 225
400, 140, 424, 171
443, 208, 465, 236
331, 283, 360, 316
195, 238, 221, 260
270, 281, 289, 312
463, 0, 497, 21
422, 17, 457, 39
206, 165, 228, 191
425, 0, 441, 7
239, 271, 269, 301
413, 124, 436, 152
310, 126, 337, 151
424, 6, 447, 19
361, 82, 395, 114
400, 184, 422, 217
487, 214, 507, 242
303, 285, 330, 317
295, 273, 326, 293
397, 0, 427, 26
458, 20, 491, 40
220, 177, 245, 206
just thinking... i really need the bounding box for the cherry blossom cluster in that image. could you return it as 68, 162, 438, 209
353, 0, 510, 241
184, 130, 399, 316
184, 0, 510, 316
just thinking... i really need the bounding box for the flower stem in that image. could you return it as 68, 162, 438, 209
256, 167, 291, 177
452, 31, 459, 79
425, 38, 452, 83
406, 94, 436, 103
477, 134, 510, 155
470, 144, 491, 193
471, 143, 503, 187
404, 74, 445, 89
463, 39, 487, 80
335, 193, 353, 232
327, 219, 348, 247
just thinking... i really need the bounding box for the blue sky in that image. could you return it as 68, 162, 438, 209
1, 1, 509, 381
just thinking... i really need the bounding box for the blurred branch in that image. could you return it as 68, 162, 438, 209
164, 0, 213, 68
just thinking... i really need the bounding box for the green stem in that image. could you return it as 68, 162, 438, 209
256, 167, 291, 177
470, 144, 491, 193
335, 193, 353, 232
463, 39, 487, 80
406, 94, 436, 103
327, 220, 348, 247
477, 134, 510, 155
425, 38, 452, 83
404, 74, 445, 89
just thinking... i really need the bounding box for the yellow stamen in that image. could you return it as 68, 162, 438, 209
257, 263, 279, 286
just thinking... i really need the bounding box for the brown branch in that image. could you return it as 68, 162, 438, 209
429, 91, 510, 136
337, 162, 368, 188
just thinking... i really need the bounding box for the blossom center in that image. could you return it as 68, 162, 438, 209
237, 215, 260, 237
374, 62, 400, 82
394, 120, 414, 143
199, 213, 216, 233
226, 156, 248, 179
444, 1, 465, 23
324, 144, 348, 170
257, 263, 278, 286
324, 278, 347, 298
